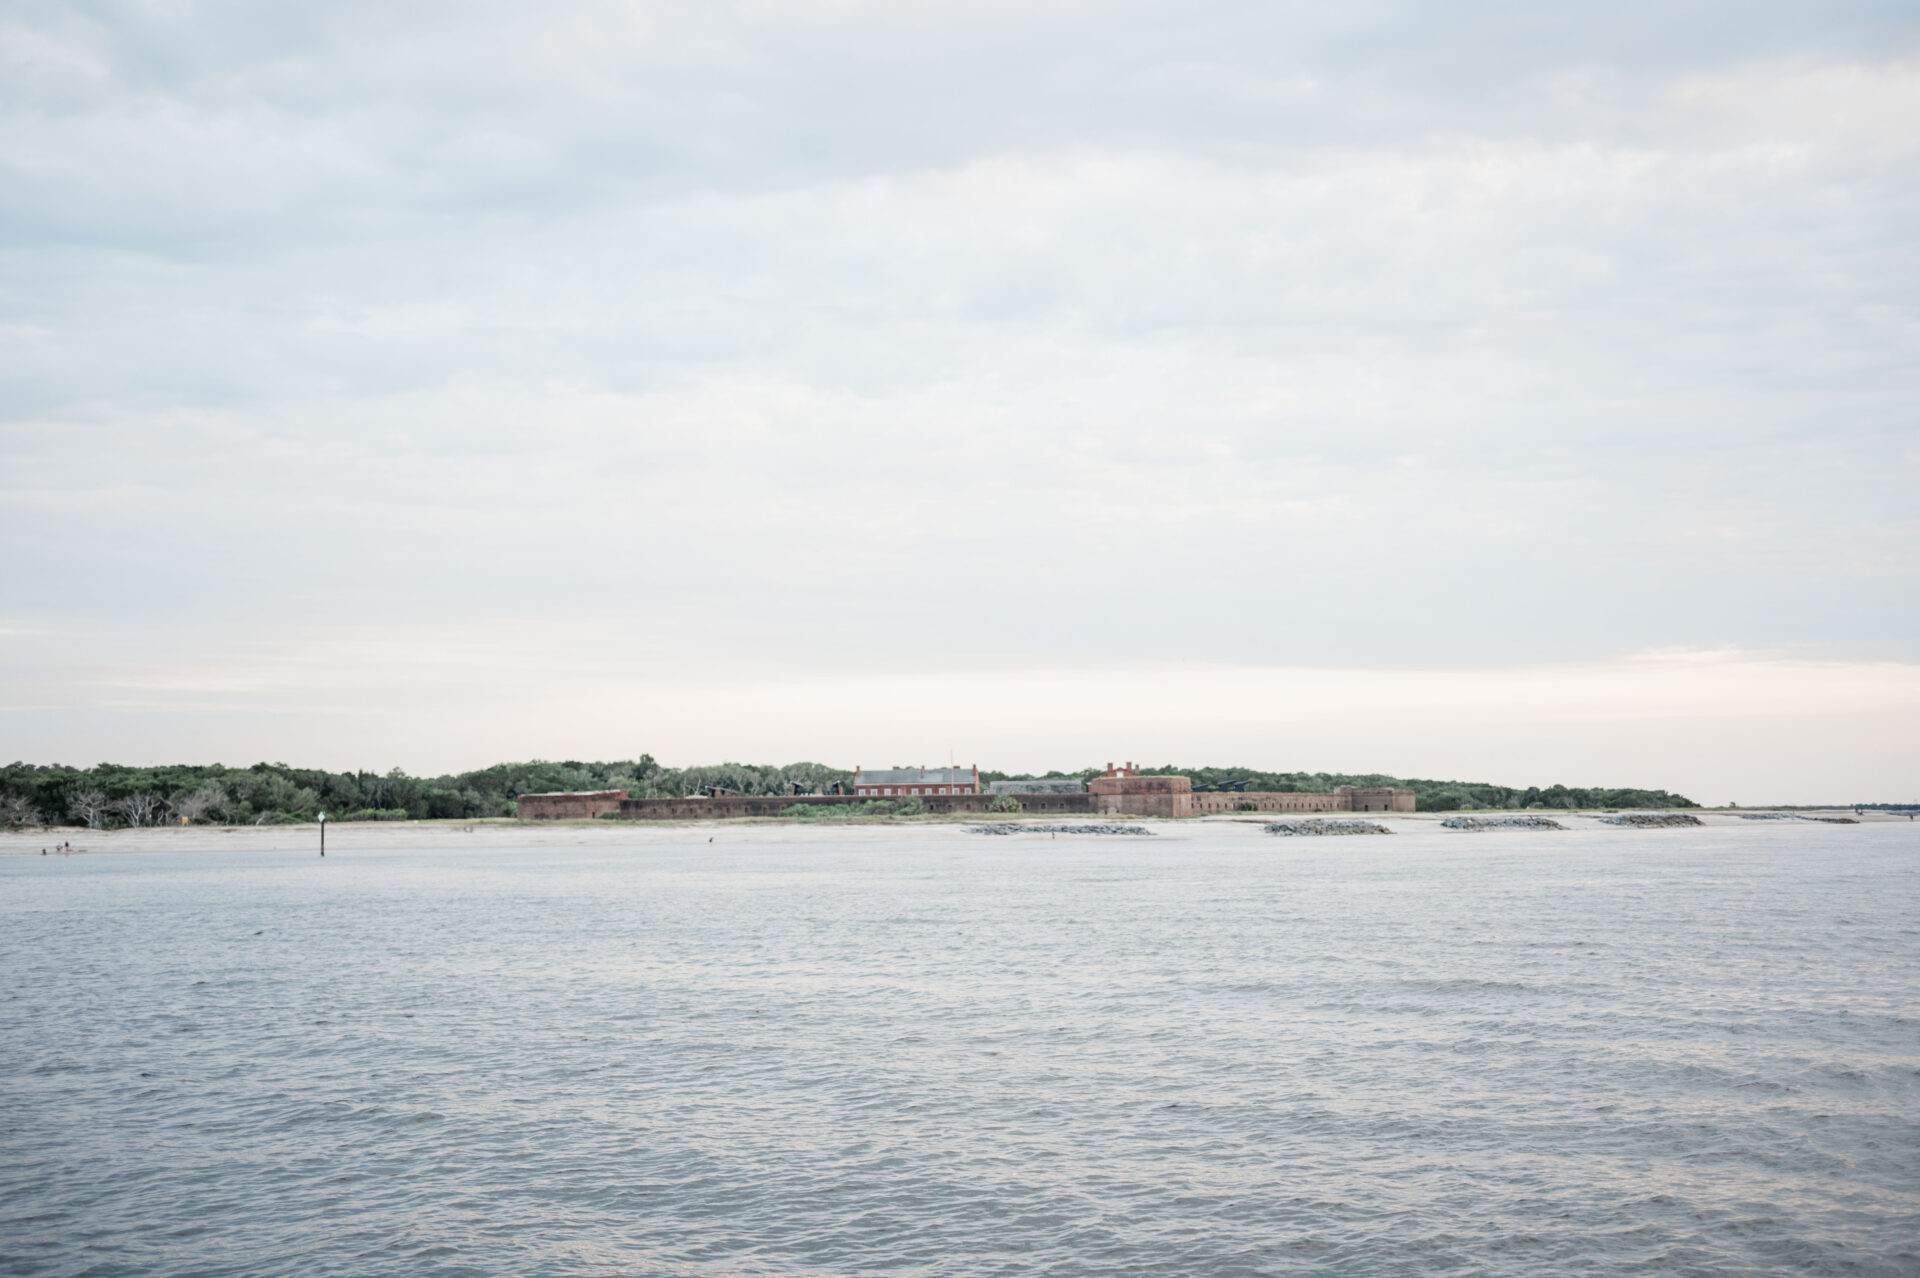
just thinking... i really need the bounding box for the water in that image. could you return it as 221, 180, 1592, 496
3, 821, 1917, 1276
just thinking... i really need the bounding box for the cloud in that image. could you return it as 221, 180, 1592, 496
0, 1, 1915, 770
6, 621, 1915, 802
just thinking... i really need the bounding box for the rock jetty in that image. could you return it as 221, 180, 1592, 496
1264, 820, 1391, 836
1736, 813, 1858, 824
1598, 813, 1703, 827
1439, 816, 1565, 831
967, 824, 1154, 836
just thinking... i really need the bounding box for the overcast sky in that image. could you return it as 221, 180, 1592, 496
3, 1, 1917, 801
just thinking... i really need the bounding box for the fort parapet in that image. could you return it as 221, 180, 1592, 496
617, 792, 1100, 819
1189, 785, 1415, 815
516, 790, 628, 819
1338, 786, 1415, 813
1087, 763, 1193, 818
516, 772, 1415, 821
620, 795, 855, 819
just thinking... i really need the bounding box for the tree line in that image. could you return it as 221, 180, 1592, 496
0, 757, 850, 829
0, 757, 1694, 829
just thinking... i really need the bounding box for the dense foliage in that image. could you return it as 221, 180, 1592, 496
0, 757, 852, 828
1, 756, 1694, 828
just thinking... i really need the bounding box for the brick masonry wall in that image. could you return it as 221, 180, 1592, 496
1092, 793, 1193, 818
1189, 792, 1352, 815
517, 791, 628, 820
1187, 789, 1416, 815
599, 775, 1413, 817
977, 794, 1098, 815
1341, 787, 1417, 813
619, 796, 853, 819
617, 794, 1104, 820
921, 794, 1097, 815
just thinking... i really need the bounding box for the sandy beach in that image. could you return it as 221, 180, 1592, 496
3, 808, 1904, 856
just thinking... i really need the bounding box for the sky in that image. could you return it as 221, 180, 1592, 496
2, 1, 1917, 802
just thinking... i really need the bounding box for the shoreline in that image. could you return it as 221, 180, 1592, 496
3, 807, 1907, 856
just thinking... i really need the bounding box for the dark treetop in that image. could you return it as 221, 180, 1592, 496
4, 758, 1694, 829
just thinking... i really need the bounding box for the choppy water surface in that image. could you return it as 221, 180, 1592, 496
3, 822, 1917, 1276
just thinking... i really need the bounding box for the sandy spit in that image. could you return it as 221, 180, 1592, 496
1, 809, 1901, 856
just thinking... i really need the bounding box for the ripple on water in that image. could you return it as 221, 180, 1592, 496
1, 825, 1917, 1276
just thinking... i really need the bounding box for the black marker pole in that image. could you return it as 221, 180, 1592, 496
319, 812, 326, 857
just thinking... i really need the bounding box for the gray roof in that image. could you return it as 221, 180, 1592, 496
988, 780, 1084, 794
858, 767, 974, 785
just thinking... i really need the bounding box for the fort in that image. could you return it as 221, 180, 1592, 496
611, 791, 1096, 820
1087, 762, 1192, 818
514, 789, 628, 820
514, 767, 1414, 821
1190, 786, 1415, 815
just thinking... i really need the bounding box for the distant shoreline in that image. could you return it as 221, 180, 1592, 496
4, 808, 1907, 856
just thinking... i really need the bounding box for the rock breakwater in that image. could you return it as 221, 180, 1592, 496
1440, 816, 1565, 831
1736, 813, 1859, 824
1264, 820, 1391, 836
1598, 813, 1703, 827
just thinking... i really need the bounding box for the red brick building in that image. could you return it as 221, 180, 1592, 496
1087, 762, 1194, 818
853, 765, 980, 798
1336, 785, 1416, 813
516, 790, 628, 820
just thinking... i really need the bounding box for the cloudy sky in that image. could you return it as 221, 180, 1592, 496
4, 1, 1917, 801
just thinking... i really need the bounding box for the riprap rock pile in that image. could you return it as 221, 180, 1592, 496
1598, 813, 1703, 827
1440, 816, 1565, 831
1737, 812, 1858, 824
1264, 820, 1391, 836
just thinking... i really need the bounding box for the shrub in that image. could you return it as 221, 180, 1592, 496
987, 794, 1024, 814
